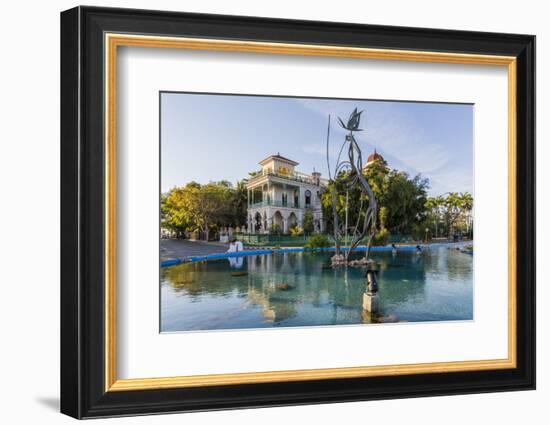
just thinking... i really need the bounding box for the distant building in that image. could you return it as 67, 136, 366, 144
246, 154, 327, 234
363, 149, 385, 172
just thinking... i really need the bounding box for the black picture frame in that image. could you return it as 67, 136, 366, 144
61, 5, 535, 419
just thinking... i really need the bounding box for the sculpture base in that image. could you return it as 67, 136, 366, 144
363, 292, 379, 313
331, 254, 374, 268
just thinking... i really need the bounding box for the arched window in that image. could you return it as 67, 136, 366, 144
305, 190, 312, 207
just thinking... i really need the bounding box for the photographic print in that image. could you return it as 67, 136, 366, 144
160, 93, 474, 332
61, 9, 535, 417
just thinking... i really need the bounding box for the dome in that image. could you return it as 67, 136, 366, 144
366, 149, 384, 164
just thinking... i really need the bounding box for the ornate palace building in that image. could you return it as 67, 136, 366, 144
246, 154, 327, 234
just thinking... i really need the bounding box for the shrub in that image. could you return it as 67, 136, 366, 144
304, 234, 331, 249
270, 224, 282, 235
372, 228, 390, 246
290, 226, 304, 236
302, 210, 314, 234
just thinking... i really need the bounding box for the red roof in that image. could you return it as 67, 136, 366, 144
367, 150, 384, 163
259, 153, 299, 166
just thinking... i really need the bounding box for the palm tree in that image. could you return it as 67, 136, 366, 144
458, 192, 473, 239
426, 195, 445, 238
442, 192, 473, 238
460, 192, 473, 210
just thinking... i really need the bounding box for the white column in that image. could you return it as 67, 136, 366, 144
266, 210, 272, 232
283, 218, 289, 234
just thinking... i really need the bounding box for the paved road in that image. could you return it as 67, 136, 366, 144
160, 239, 227, 261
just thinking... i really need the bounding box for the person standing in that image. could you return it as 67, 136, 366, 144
227, 237, 244, 253
235, 238, 244, 252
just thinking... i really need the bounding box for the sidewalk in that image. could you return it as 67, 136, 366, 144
160, 239, 227, 262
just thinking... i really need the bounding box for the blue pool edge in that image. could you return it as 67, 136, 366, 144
160, 242, 471, 268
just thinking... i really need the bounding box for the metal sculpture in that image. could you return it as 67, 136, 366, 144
365, 269, 379, 294
326, 108, 378, 263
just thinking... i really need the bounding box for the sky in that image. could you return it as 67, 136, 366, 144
160, 92, 473, 196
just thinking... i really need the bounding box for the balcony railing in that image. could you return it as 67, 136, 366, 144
249, 200, 300, 209
248, 169, 326, 186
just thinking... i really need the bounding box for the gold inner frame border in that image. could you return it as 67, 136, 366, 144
104, 33, 517, 392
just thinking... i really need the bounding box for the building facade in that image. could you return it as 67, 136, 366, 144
246, 154, 327, 234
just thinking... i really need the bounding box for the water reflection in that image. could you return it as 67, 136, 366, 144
228, 256, 244, 269
161, 247, 473, 332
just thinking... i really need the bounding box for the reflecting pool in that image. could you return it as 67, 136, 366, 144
161, 246, 473, 332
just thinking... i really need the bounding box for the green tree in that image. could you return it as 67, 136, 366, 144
302, 210, 314, 234
442, 192, 473, 237
425, 192, 473, 239
381, 171, 429, 234
161, 181, 245, 241
304, 234, 331, 249
270, 223, 282, 235
197, 183, 235, 240
321, 162, 429, 238
362, 158, 389, 201
232, 180, 248, 228
161, 188, 192, 237
321, 172, 367, 237
425, 195, 445, 238
378, 206, 388, 230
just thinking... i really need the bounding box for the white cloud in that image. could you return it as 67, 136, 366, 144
296, 98, 471, 195
356, 110, 451, 174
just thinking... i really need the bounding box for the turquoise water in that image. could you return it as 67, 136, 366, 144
161, 246, 473, 332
